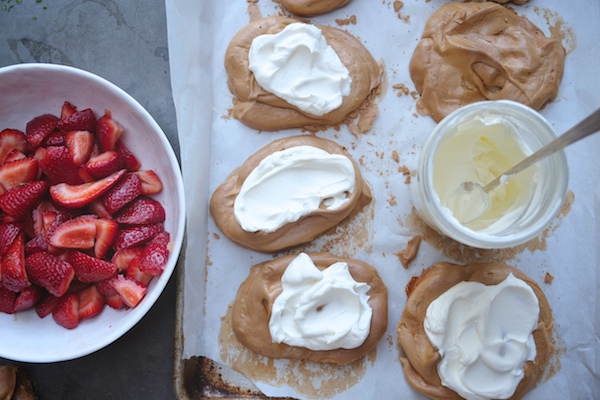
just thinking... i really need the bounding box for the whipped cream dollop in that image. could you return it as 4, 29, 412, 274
433, 116, 541, 232
248, 22, 352, 116
234, 145, 355, 233
269, 253, 372, 351
424, 273, 540, 400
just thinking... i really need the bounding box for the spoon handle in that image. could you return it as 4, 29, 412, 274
483, 108, 600, 193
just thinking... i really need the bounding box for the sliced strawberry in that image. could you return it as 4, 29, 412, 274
134, 170, 163, 195
115, 197, 165, 225
126, 257, 153, 286
110, 274, 147, 308
138, 233, 170, 276
0, 158, 39, 190
68, 250, 117, 283
85, 151, 122, 179
48, 214, 97, 249
77, 285, 104, 320
49, 169, 126, 208
39, 146, 84, 185
13, 285, 42, 312
115, 140, 141, 171
113, 223, 164, 251
0, 223, 22, 258
95, 276, 124, 309
111, 247, 144, 272
60, 101, 77, 120
102, 172, 142, 215
25, 251, 75, 297
57, 108, 97, 133
4, 149, 27, 163
35, 292, 59, 318
87, 199, 112, 218
52, 293, 80, 329
25, 234, 48, 256
94, 218, 118, 259
97, 112, 123, 152
1, 234, 28, 292
0, 180, 48, 220
26, 114, 59, 147
0, 129, 28, 165
65, 130, 94, 166
43, 131, 66, 147
0, 285, 17, 314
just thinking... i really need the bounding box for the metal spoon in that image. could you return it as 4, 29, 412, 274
452, 108, 600, 224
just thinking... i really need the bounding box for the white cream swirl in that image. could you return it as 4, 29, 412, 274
248, 22, 352, 116
269, 253, 372, 351
424, 273, 540, 400
234, 145, 355, 233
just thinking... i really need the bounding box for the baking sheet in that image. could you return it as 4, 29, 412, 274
166, 0, 600, 398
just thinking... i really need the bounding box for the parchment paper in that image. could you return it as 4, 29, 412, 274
165, 0, 600, 398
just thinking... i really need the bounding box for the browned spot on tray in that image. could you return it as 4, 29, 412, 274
218, 304, 373, 398
392, 83, 410, 96
406, 190, 575, 264
336, 15, 357, 26
534, 7, 577, 54
544, 272, 554, 284
398, 165, 411, 184
391, 150, 400, 163
389, 193, 397, 206
396, 235, 422, 269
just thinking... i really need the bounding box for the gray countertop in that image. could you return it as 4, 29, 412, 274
0, 1, 180, 398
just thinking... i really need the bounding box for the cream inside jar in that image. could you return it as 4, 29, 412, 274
433, 116, 541, 233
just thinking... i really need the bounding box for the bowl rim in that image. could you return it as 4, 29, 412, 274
0, 62, 186, 363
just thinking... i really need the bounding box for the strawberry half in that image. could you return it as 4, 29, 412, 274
115, 140, 141, 171
60, 101, 77, 120
115, 197, 165, 225
126, 257, 153, 285
113, 223, 164, 251
39, 146, 84, 185
0, 285, 17, 314
50, 169, 126, 208
94, 218, 118, 259
35, 292, 59, 318
111, 247, 144, 272
26, 114, 59, 147
110, 274, 147, 308
102, 172, 142, 215
0, 158, 39, 190
25, 251, 75, 297
57, 108, 97, 133
52, 293, 80, 329
68, 250, 117, 283
97, 112, 123, 152
4, 149, 27, 163
13, 285, 42, 312
1, 234, 28, 292
135, 170, 163, 195
77, 284, 105, 320
0, 223, 22, 259
48, 214, 98, 249
85, 151, 122, 179
0, 129, 28, 165
0, 180, 48, 220
65, 130, 94, 166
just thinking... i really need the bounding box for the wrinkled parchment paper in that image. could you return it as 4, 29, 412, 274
166, 0, 600, 398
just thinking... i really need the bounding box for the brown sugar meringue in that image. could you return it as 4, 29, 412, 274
397, 262, 554, 400
210, 135, 371, 253
410, 2, 565, 122
278, 0, 351, 16
225, 16, 381, 131
232, 252, 388, 364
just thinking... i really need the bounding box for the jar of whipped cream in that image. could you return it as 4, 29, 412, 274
411, 100, 568, 249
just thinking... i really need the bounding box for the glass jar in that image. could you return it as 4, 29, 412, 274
411, 100, 568, 249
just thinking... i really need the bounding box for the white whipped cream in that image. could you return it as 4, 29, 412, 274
424, 273, 540, 400
269, 253, 372, 351
433, 116, 541, 233
248, 22, 352, 116
234, 145, 355, 233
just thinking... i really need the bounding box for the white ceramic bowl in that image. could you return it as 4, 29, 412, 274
0, 63, 185, 362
